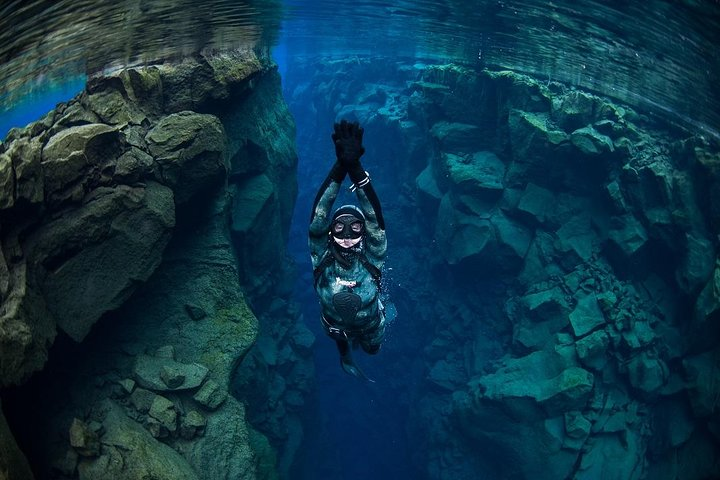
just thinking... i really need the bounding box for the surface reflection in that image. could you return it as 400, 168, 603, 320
1, 1, 718, 136
0, 0, 283, 107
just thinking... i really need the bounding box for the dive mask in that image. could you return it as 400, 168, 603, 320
332, 214, 365, 240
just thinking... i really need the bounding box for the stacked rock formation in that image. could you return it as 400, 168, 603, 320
0, 49, 308, 479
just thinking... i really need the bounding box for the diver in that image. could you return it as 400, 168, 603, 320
309, 120, 387, 380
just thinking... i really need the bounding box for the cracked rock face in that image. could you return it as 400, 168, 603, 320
0, 57, 242, 386
286, 56, 720, 480
1, 47, 301, 480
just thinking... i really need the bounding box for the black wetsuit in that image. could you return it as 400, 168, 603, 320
309, 176, 386, 352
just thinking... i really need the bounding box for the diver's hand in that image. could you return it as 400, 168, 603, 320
332, 120, 365, 165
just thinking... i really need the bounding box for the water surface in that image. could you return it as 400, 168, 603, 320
1, 1, 718, 138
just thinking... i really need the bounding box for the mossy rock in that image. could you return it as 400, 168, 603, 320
79, 401, 197, 480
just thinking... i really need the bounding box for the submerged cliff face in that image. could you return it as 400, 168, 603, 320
285, 57, 720, 480
0, 50, 302, 479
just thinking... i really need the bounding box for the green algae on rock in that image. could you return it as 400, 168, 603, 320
0, 49, 299, 480
77, 401, 198, 480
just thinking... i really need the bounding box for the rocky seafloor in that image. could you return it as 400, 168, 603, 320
0, 50, 719, 480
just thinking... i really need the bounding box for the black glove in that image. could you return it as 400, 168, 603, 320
332, 120, 365, 166
328, 160, 346, 183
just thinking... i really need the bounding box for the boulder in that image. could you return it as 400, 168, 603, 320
130, 388, 156, 413
620, 320, 655, 350
453, 375, 581, 480
519, 231, 565, 286
508, 109, 567, 167
114, 147, 155, 183
606, 214, 648, 259
231, 174, 275, 234
193, 379, 228, 410
575, 429, 645, 480
569, 126, 614, 155
555, 213, 596, 266
491, 212, 533, 267
626, 351, 668, 393
184, 303, 208, 321
41, 123, 121, 203
435, 193, 531, 272
551, 90, 598, 131
148, 395, 178, 437
683, 348, 720, 417
564, 410, 592, 441
430, 121, 482, 154
521, 287, 570, 322
0, 152, 15, 209
146, 111, 227, 204
435, 193, 493, 266
183, 398, 257, 480
155, 345, 176, 359
676, 232, 715, 295
41, 123, 117, 165
160, 365, 186, 389
133, 354, 209, 392
483, 70, 552, 113
33, 181, 175, 342
231, 173, 284, 290
158, 49, 263, 113
416, 163, 442, 207
181, 411, 207, 440
621, 160, 674, 220
544, 367, 595, 411
517, 183, 556, 225
0, 281, 56, 386
69, 418, 100, 457
83, 85, 147, 126
568, 294, 606, 338
475, 350, 593, 415
3, 135, 45, 206
53, 99, 101, 129
513, 288, 571, 348
118, 378, 136, 395
694, 262, 720, 322
444, 151, 506, 199
78, 401, 197, 480
575, 329, 610, 370
255, 335, 279, 366
605, 180, 628, 213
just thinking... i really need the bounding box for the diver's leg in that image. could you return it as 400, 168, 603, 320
336, 336, 374, 381
335, 338, 350, 356
362, 342, 381, 355
360, 314, 385, 355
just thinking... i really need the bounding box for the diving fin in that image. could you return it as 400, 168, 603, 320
340, 352, 375, 383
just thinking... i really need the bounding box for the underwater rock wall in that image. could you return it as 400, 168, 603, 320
286, 57, 720, 479
0, 49, 304, 479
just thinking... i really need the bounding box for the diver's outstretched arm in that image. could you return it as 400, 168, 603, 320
333, 120, 387, 266
355, 184, 386, 267
309, 160, 345, 268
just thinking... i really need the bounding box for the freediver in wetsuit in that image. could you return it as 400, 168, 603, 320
309, 120, 386, 380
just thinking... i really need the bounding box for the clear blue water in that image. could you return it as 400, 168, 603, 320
1, 2, 719, 479
0, 76, 84, 139
286, 157, 427, 480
